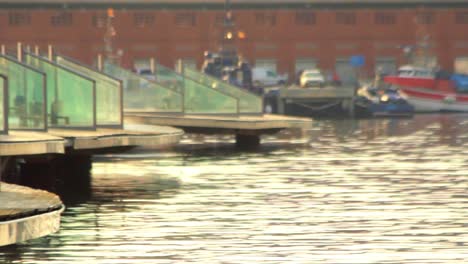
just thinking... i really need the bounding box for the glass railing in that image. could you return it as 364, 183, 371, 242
24, 53, 96, 129
0, 55, 47, 131
184, 77, 238, 114
184, 67, 263, 114
103, 63, 183, 113
0, 74, 7, 134
55, 56, 123, 128
154, 64, 185, 94
154, 63, 239, 114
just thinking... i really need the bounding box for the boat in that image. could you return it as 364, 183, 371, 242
355, 83, 414, 117
383, 65, 468, 112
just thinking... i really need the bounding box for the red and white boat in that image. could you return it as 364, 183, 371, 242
384, 65, 468, 112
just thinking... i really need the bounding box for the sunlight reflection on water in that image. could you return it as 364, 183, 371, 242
1, 114, 467, 264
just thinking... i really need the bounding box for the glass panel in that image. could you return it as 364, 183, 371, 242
184, 67, 262, 113
24, 54, 95, 129
184, 77, 238, 114
156, 63, 238, 114
0, 55, 46, 131
154, 64, 185, 94
103, 62, 183, 113
55, 56, 122, 128
0, 76, 6, 134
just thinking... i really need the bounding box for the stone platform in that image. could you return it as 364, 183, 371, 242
0, 131, 65, 156
124, 113, 311, 147
125, 113, 311, 134
0, 182, 63, 247
47, 124, 183, 152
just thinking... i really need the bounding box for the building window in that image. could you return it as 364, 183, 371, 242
416, 12, 435, 24
255, 58, 277, 72
175, 13, 196, 27
336, 12, 356, 25
255, 12, 276, 26
295, 58, 318, 75
215, 12, 235, 26
295, 11, 316, 25
455, 12, 468, 24
134, 12, 155, 27
9, 12, 31, 26
51, 12, 72, 26
375, 57, 397, 75
455, 57, 468, 74
375, 12, 396, 25
92, 13, 106, 28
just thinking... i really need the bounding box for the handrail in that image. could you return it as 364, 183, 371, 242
0, 54, 48, 132
0, 74, 8, 134
23, 52, 98, 130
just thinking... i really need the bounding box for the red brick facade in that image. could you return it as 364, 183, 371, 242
1, 6, 468, 80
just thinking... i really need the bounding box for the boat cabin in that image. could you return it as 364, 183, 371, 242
397, 65, 434, 79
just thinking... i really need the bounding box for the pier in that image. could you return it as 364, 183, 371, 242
0, 183, 63, 247
0, 48, 184, 247
104, 61, 311, 147
1, 45, 310, 247
265, 85, 357, 117
125, 113, 310, 147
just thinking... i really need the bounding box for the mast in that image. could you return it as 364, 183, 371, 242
104, 8, 117, 65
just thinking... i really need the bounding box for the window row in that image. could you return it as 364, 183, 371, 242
7, 11, 468, 27
8, 12, 197, 27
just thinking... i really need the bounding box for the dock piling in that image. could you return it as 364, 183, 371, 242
235, 134, 260, 149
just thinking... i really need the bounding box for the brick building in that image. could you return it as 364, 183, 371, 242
1, 0, 468, 83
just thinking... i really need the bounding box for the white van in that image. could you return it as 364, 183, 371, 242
299, 69, 325, 88
252, 68, 288, 87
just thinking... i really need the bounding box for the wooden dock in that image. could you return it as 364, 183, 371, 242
0, 131, 64, 156
268, 85, 357, 116
124, 113, 312, 147
0, 124, 183, 247
47, 124, 183, 152
0, 182, 63, 247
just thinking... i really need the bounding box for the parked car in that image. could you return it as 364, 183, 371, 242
299, 69, 325, 88
252, 67, 288, 87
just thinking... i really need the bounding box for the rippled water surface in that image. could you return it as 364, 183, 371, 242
1, 114, 467, 263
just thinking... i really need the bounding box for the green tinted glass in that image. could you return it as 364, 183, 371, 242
0, 56, 46, 131
24, 54, 96, 129
56, 56, 122, 128
103, 63, 183, 113
155, 63, 239, 114
184, 77, 238, 114
184, 67, 263, 114
154, 64, 185, 93
0, 76, 6, 134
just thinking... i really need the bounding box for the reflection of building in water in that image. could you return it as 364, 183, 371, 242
2, 1, 468, 82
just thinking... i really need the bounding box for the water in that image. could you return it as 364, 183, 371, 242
1, 114, 467, 264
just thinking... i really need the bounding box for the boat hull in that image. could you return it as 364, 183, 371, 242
400, 86, 468, 112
